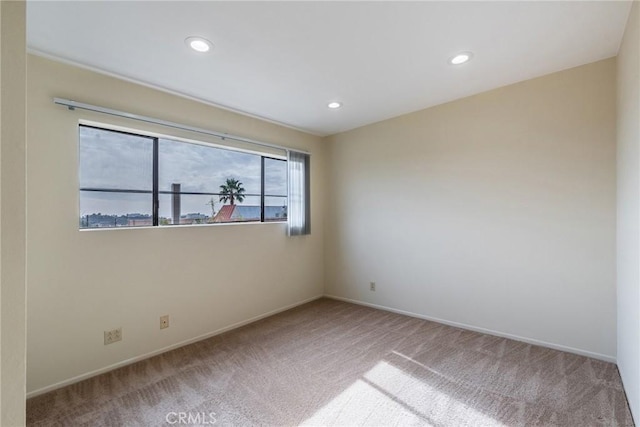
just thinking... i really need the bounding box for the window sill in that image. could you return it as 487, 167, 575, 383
79, 220, 287, 232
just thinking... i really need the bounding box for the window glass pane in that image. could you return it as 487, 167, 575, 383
264, 158, 287, 196
79, 126, 153, 191
159, 139, 261, 195
79, 191, 152, 228
265, 196, 287, 221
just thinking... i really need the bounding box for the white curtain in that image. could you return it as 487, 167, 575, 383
288, 151, 310, 236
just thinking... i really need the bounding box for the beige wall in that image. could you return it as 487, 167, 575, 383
26, 54, 326, 394
0, 1, 27, 425
325, 58, 617, 360
617, 0, 640, 420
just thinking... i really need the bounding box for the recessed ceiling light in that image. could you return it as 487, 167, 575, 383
328, 102, 342, 109
449, 52, 473, 65
185, 36, 212, 53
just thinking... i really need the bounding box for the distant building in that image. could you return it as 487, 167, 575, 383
128, 218, 153, 227
82, 213, 153, 228
127, 213, 153, 227
212, 205, 287, 223
178, 213, 209, 225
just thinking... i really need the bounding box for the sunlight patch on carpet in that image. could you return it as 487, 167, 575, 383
302, 361, 505, 426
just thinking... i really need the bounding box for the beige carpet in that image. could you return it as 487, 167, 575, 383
27, 298, 634, 426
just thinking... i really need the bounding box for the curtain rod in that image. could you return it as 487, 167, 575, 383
53, 98, 310, 155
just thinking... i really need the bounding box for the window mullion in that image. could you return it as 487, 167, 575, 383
260, 156, 265, 222
152, 138, 159, 226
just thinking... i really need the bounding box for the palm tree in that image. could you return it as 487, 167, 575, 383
219, 178, 246, 205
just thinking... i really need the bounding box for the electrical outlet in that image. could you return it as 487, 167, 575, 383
370, 282, 376, 291
160, 315, 169, 329
104, 327, 122, 345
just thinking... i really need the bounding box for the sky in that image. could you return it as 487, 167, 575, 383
79, 126, 287, 219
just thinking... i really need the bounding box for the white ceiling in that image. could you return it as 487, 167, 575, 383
27, 1, 632, 136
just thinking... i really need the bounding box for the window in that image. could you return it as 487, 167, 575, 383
79, 125, 288, 228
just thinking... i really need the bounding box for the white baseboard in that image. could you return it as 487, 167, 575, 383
26, 294, 324, 399
28, 293, 615, 399
324, 294, 616, 364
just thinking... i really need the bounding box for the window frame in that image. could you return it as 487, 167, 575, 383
79, 124, 288, 229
